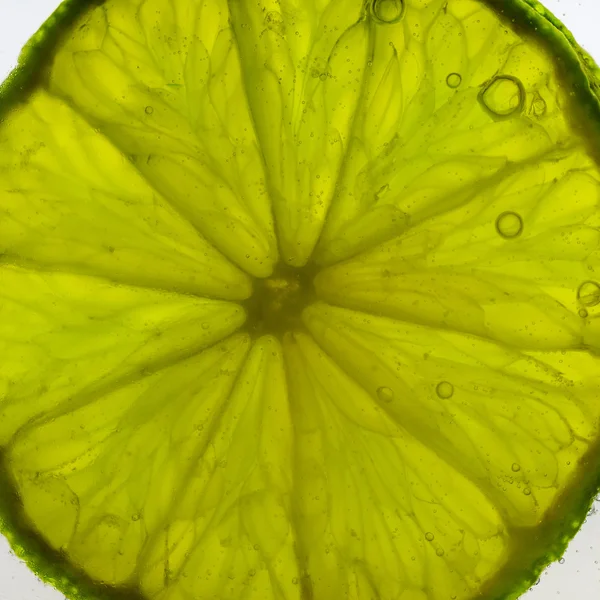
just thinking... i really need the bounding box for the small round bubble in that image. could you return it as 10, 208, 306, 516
511, 463, 521, 472
478, 75, 525, 118
446, 73, 462, 89
371, 0, 405, 24
145, 106, 154, 115
425, 532, 435, 542
436, 381, 454, 399
495, 211, 523, 239
577, 280, 600, 307
531, 92, 547, 117
377, 386, 394, 403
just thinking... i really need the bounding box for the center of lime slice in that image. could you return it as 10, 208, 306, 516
243, 264, 319, 336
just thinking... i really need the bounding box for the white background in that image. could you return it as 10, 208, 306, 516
1, 0, 600, 599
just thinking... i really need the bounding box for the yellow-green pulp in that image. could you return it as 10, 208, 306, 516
1, 1, 600, 600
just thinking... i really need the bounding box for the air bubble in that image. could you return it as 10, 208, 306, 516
371, 0, 405, 24
436, 548, 445, 557
311, 58, 330, 81
478, 75, 525, 118
559, 558, 565, 564
145, 106, 154, 115
425, 532, 435, 542
511, 463, 521, 472
531, 92, 547, 117
579, 308, 589, 318
377, 386, 394, 403
265, 11, 285, 35
436, 381, 454, 399
495, 211, 523, 239
201, 322, 210, 330
577, 280, 600, 307
523, 487, 531, 496
446, 73, 462, 89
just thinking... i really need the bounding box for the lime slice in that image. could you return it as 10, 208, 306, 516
2, 1, 600, 599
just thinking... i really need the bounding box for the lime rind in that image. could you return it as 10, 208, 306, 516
2, 1, 600, 600
0, 275, 246, 598
301, 303, 600, 598
2, 2, 600, 159
483, 0, 600, 160
0, 6, 119, 599
0, 1, 106, 120
479, 436, 600, 599
0, 452, 144, 600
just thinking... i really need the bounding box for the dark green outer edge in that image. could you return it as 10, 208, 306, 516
1, 1, 600, 599
480, 2, 600, 595
0, 3, 140, 598
484, 0, 600, 163
0, 0, 105, 120
477, 434, 600, 600
0, 452, 144, 600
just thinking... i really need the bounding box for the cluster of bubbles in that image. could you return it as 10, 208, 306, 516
446, 64, 546, 121
265, 10, 285, 36
577, 280, 600, 318
446, 68, 545, 121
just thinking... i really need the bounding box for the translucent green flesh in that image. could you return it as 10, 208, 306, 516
1, 1, 600, 600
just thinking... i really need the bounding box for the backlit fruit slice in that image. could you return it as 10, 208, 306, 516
2, 1, 600, 600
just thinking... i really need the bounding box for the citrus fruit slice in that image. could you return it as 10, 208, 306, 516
2, 0, 600, 599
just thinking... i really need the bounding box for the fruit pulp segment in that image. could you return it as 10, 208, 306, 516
1, 1, 600, 600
